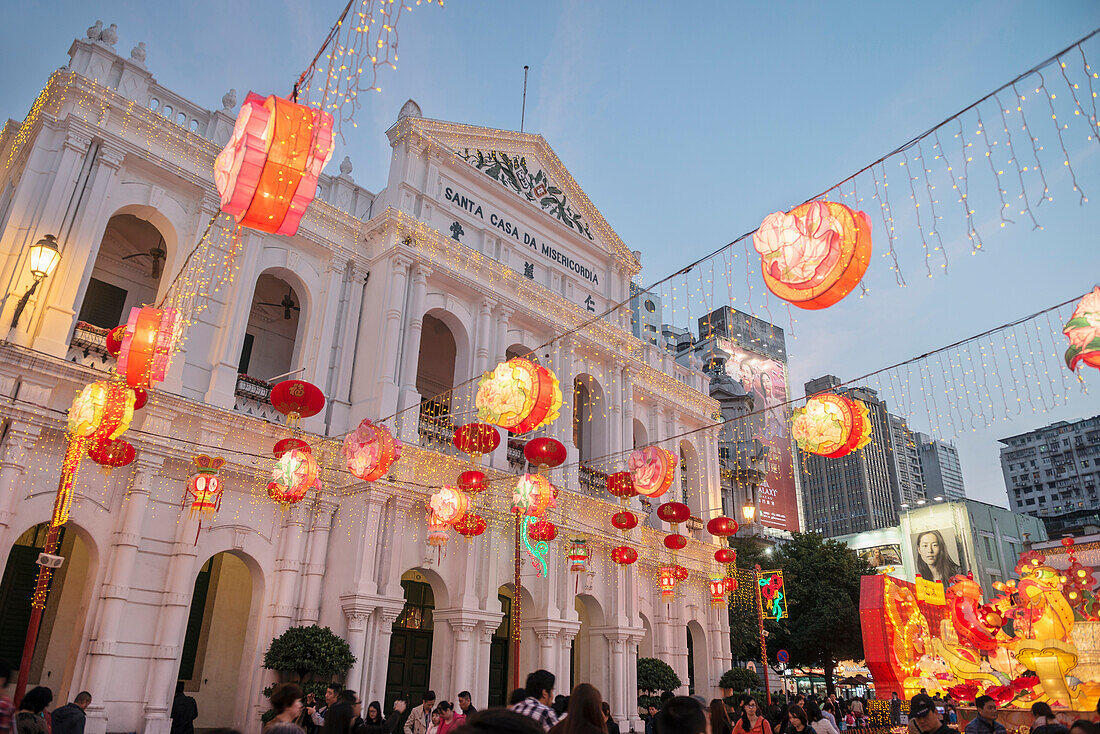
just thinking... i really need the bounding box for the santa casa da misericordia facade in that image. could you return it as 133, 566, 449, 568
0, 27, 731, 734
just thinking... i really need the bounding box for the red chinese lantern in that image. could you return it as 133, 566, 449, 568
664, 533, 688, 551
214, 91, 335, 236
710, 576, 729, 606
267, 447, 319, 506
87, 437, 136, 471
116, 307, 180, 389
453, 423, 501, 457
659, 565, 678, 600
274, 437, 311, 459
715, 548, 738, 565
528, 519, 557, 542
791, 393, 872, 458
106, 325, 127, 358
611, 546, 638, 565
753, 200, 872, 310
453, 513, 487, 538
270, 380, 325, 426
476, 357, 563, 434
628, 446, 677, 498
606, 471, 637, 499
725, 577, 739, 593
132, 387, 148, 410
707, 516, 738, 538
524, 437, 567, 470
458, 470, 486, 494
657, 501, 691, 525
674, 565, 689, 580
567, 539, 590, 573
187, 455, 225, 519
611, 511, 639, 531
513, 473, 556, 517
343, 418, 401, 481
1062, 537, 1076, 548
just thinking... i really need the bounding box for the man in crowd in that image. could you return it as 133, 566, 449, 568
458, 691, 476, 718
405, 691, 437, 734
890, 692, 901, 727
170, 682, 198, 734
309, 684, 342, 727
510, 670, 559, 731
52, 692, 92, 734
909, 693, 960, 734
323, 690, 358, 734
656, 697, 707, 734
964, 696, 1006, 734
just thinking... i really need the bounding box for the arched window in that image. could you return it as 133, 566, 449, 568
416, 314, 458, 447
238, 272, 303, 384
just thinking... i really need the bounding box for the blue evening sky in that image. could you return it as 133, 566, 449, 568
2, 2, 1099, 509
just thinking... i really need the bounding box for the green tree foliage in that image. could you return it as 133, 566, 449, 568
719, 667, 763, 692
637, 657, 682, 696
767, 533, 873, 696
263, 624, 356, 683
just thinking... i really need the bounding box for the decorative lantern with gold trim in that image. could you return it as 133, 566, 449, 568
791, 393, 872, 458
628, 446, 677, 498
267, 447, 318, 506
344, 418, 401, 481
475, 357, 563, 434
187, 455, 225, 519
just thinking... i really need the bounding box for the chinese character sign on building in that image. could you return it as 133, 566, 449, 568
759, 569, 787, 620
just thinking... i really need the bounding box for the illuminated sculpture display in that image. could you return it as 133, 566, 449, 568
627, 446, 677, 498
214, 92, 335, 236
791, 392, 872, 458
752, 200, 872, 310
343, 418, 401, 481
475, 357, 563, 434
861, 544, 1100, 710
1064, 286, 1100, 373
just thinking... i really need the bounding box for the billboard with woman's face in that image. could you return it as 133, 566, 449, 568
910, 528, 967, 584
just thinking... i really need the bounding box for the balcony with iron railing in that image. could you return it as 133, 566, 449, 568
67, 321, 115, 371
418, 401, 457, 452
507, 435, 528, 473
233, 374, 282, 420
578, 464, 608, 497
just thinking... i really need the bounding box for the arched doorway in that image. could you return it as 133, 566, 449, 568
680, 440, 702, 520
0, 523, 94, 694
239, 272, 304, 382
687, 620, 709, 696
178, 551, 256, 728
573, 594, 608, 692
633, 419, 648, 450
489, 585, 515, 707
386, 571, 435, 710
638, 612, 654, 659
416, 314, 458, 447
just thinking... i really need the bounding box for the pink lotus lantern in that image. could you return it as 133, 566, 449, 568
343, 418, 401, 481
627, 446, 677, 498
428, 486, 469, 525
1064, 286, 1100, 373
214, 92, 335, 236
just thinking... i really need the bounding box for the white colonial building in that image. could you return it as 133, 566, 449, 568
0, 26, 731, 734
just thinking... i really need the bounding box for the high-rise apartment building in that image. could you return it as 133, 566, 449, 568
888, 414, 926, 507
800, 376, 900, 537
697, 306, 788, 362
915, 432, 966, 501
999, 415, 1100, 535
629, 281, 662, 345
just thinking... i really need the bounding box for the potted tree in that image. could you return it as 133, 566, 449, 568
262, 624, 356, 719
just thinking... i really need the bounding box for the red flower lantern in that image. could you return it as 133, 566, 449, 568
606, 471, 637, 499
274, 437, 311, 459
513, 473, 556, 517
116, 307, 180, 389
270, 380, 325, 426
187, 455, 225, 519
664, 533, 688, 551
706, 516, 738, 538
475, 357, 563, 434
715, 548, 737, 565
611, 546, 638, 565
267, 447, 319, 506
657, 501, 691, 525
428, 486, 469, 525
528, 519, 557, 542
1063, 287, 1100, 373
214, 91, 335, 236
791, 393, 872, 458
453, 513, 487, 538
611, 511, 639, 531
628, 446, 677, 498
458, 470, 486, 494
87, 437, 136, 471
453, 423, 501, 457
343, 418, 401, 481
68, 381, 136, 441
524, 437, 567, 470
753, 200, 872, 310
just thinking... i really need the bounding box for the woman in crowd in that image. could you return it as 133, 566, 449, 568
732, 695, 772, 734
787, 706, 811, 734
266, 684, 305, 733
1029, 702, 1070, 734
548, 684, 606, 734
805, 702, 838, 734
600, 702, 619, 734
358, 701, 404, 734
710, 699, 733, 734
15, 687, 53, 734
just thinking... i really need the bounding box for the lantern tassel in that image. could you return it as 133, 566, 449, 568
53, 435, 87, 527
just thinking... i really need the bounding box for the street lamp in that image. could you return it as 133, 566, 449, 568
742, 502, 757, 523
11, 234, 62, 328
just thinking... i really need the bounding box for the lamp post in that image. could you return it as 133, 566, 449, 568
10, 234, 62, 328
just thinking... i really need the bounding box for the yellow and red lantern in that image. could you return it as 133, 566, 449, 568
267, 447, 318, 506
659, 565, 679, 600
106, 325, 127, 358
344, 418, 401, 481
715, 547, 737, 565
628, 446, 677, 498
611, 510, 639, 531
752, 200, 872, 310
657, 501, 691, 527
606, 471, 637, 499
428, 485, 469, 525
187, 454, 225, 519
458, 470, 487, 494
453, 513, 487, 539
274, 437, 310, 459
68, 381, 136, 441
1064, 286, 1100, 373
513, 473, 556, 517
214, 91, 335, 236
87, 437, 136, 472
475, 357, 563, 434
707, 516, 739, 538
116, 307, 180, 389
791, 393, 872, 458
664, 533, 688, 551
611, 546, 638, 565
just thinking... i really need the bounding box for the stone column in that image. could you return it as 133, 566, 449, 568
557, 629, 577, 692
329, 262, 368, 426
609, 365, 623, 458
607, 635, 627, 721
83, 454, 163, 734
536, 630, 557, 673
343, 607, 371, 696
204, 228, 265, 408
366, 608, 403, 704
382, 254, 413, 436
475, 625, 495, 708
269, 504, 308, 637
473, 299, 492, 378
397, 263, 430, 413
487, 306, 514, 472
622, 368, 635, 451
450, 621, 476, 695
142, 509, 202, 734
0, 423, 41, 534
298, 501, 337, 625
